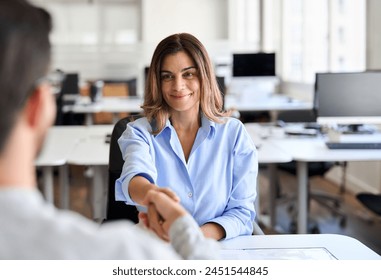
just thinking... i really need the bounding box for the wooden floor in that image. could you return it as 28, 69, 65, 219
43, 165, 381, 255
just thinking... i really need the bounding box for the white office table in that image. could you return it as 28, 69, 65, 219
220, 234, 381, 260
225, 93, 312, 112
273, 137, 381, 234
246, 123, 381, 234
35, 126, 86, 207
245, 124, 292, 228
62, 125, 113, 220
63, 96, 143, 125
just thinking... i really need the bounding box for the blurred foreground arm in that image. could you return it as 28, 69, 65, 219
142, 190, 220, 259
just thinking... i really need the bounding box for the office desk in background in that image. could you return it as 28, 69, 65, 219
36, 125, 113, 212
224, 78, 312, 113
224, 93, 312, 113
66, 125, 113, 220
249, 126, 292, 229
41, 123, 291, 221
245, 123, 381, 234
62, 96, 143, 125
220, 234, 381, 260
35, 126, 86, 208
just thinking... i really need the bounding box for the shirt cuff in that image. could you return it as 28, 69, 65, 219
169, 215, 220, 260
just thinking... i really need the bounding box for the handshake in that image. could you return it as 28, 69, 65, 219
139, 188, 185, 241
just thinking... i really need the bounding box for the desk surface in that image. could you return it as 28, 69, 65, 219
61, 125, 113, 166
246, 123, 381, 162
245, 124, 292, 164
220, 234, 381, 260
62, 96, 143, 114
224, 93, 312, 112
38, 122, 289, 172
273, 137, 381, 162
35, 126, 85, 166
245, 122, 381, 234
63, 124, 291, 166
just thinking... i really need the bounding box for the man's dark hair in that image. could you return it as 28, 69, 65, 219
0, 0, 52, 152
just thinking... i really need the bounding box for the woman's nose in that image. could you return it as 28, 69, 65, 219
173, 76, 185, 91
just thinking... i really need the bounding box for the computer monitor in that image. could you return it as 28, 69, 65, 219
315, 71, 381, 131
60, 73, 79, 95
232, 53, 276, 77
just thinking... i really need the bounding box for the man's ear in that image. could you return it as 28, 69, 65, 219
23, 86, 44, 128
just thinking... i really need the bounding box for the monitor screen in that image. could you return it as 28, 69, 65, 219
61, 73, 79, 95
316, 72, 381, 126
232, 53, 276, 77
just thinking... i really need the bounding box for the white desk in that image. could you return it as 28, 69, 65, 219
273, 137, 381, 234
36, 125, 113, 211
220, 234, 381, 260
66, 125, 114, 220
246, 123, 381, 234
35, 126, 86, 207
225, 94, 312, 112
246, 125, 292, 228
62, 96, 143, 125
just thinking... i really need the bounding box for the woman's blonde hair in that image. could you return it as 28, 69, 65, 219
143, 33, 228, 134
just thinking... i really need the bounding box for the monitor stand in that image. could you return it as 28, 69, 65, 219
340, 124, 376, 135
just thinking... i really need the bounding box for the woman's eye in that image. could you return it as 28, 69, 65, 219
161, 74, 173, 81
183, 72, 195, 79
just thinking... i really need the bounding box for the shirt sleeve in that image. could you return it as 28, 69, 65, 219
207, 121, 258, 239
115, 120, 157, 205
170, 215, 220, 259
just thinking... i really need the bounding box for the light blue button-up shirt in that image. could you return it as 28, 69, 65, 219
115, 115, 258, 239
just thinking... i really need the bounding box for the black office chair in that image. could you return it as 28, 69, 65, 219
276, 110, 347, 233
55, 71, 85, 125
105, 115, 140, 223
356, 193, 381, 217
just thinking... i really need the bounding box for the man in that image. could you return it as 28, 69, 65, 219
0, 0, 218, 259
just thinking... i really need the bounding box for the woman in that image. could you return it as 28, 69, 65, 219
116, 33, 258, 240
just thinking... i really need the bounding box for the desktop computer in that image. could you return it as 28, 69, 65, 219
315, 72, 381, 149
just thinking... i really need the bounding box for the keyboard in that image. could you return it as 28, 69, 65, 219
326, 142, 381, 149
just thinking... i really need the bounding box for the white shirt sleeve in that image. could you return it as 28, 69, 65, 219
169, 215, 220, 259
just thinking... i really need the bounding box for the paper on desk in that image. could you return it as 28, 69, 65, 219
219, 247, 337, 260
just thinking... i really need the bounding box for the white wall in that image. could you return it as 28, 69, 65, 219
367, 0, 381, 70
141, 0, 228, 44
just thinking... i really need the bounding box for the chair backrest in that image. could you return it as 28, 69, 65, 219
106, 116, 140, 223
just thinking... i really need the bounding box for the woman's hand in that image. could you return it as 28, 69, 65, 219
130, 176, 180, 204
140, 189, 187, 241
138, 187, 180, 229
200, 223, 226, 241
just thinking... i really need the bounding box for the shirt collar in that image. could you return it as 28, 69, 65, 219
154, 113, 216, 138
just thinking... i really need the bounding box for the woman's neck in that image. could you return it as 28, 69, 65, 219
169, 110, 201, 132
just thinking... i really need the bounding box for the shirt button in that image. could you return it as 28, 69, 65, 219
188, 192, 193, 198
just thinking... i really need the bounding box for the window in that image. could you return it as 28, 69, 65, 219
263, 0, 366, 83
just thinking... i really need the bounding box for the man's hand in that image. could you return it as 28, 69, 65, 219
141, 190, 187, 241
138, 187, 180, 229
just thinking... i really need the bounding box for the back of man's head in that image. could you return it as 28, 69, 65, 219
0, 0, 52, 152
